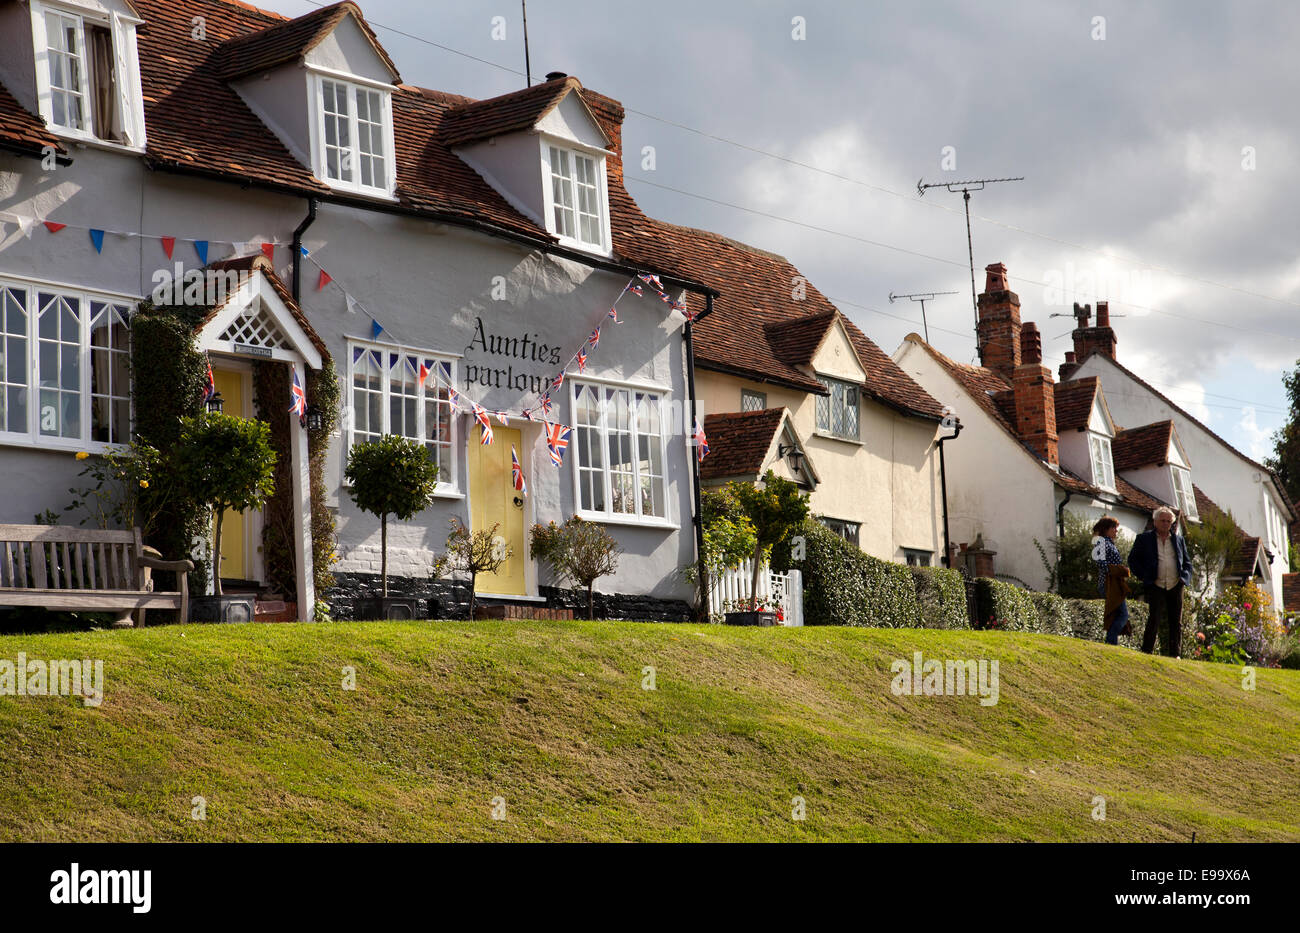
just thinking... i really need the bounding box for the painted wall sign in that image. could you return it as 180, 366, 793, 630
233, 343, 274, 358
463, 316, 565, 394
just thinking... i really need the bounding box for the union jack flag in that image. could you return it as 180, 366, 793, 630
495, 411, 510, 426
538, 393, 553, 416
522, 408, 534, 422
608, 307, 621, 324
624, 283, 643, 297
552, 372, 564, 392
693, 418, 709, 462
638, 273, 663, 291
511, 445, 527, 496
473, 403, 492, 435
479, 421, 494, 445
448, 387, 461, 409
202, 353, 216, 404
588, 327, 600, 350
545, 421, 572, 467
576, 349, 587, 372
289, 368, 307, 419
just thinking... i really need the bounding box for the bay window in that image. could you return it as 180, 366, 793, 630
815, 376, 859, 440
0, 278, 132, 449
572, 380, 667, 521
348, 343, 455, 490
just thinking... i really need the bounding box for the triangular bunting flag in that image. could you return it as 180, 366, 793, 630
89, 229, 104, 253
43, 221, 66, 234
194, 240, 209, 264
161, 236, 175, 259
261, 242, 275, 261
370, 318, 384, 340
345, 294, 359, 315
317, 269, 332, 290
18, 218, 33, 239
299, 245, 310, 257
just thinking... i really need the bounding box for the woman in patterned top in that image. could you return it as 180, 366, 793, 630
1093, 516, 1131, 645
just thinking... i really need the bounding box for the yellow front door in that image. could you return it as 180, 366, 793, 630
212, 369, 247, 582
467, 425, 527, 595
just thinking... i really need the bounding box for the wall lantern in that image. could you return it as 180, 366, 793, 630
206, 391, 224, 415
304, 406, 324, 432
778, 443, 805, 474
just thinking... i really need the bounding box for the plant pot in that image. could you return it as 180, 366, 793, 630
725, 610, 778, 627
355, 596, 420, 621
190, 594, 256, 624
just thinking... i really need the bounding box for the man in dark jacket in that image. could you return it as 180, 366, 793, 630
1127, 506, 1194, 657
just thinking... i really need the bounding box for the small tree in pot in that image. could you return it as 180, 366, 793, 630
728, 470, 809, 623
437, 517, 511, 620
345, 434, 439, 619
530, 516, 622, 619
177, 412, 276, 621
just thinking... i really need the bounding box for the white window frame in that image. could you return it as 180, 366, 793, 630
1088, 432, 1115, 491
569, 377, 672, 526
308, 71, 396, 199
0, 275, 135, 453
741, 389, 767, 412
345, 340, 459, 496
1171, 465, 1198, 521
815, 375, 860, 441
30, 0, 147, 149
540, 139, 612, 255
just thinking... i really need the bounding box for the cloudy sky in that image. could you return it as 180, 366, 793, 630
274, 0, 1300, 460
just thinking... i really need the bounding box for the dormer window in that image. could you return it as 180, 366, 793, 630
311, 75, 394, 196
1088, 433, 1115, 491
1171, 466, 1198, 520
30, 1, 146, 147
544, 144, 609, 251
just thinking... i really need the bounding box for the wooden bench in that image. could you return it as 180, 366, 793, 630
0, 524, 193, 627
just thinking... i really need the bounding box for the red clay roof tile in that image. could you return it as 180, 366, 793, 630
700, 408, 787, 481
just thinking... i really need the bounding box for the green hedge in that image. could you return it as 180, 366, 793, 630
910, 566, 970, 630
974, 578, 1039, 632
799, 520, 921, 628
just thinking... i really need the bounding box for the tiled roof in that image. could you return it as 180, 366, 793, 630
764, 311, 837, 367
1054, 377, 1099, 433
700, 409, 786, 481
441, 76, 605, 148
0, 81, 67, 160
907, 334, 1167, 515
217, 2, 399, 82
1112, 420, 1174, 472
192, 254, 331, 361
1192, 484, 1259, 576
1070, 354, 1295, 522
1282, 574, 1300, 615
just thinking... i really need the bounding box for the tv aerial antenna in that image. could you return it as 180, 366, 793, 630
917, 176, 1024, 340
888, 290, 958, 343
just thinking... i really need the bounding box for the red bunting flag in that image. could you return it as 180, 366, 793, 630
317, 269, 332, 290
161, 236, 175, 259
43, 222, 66, 233
260, 242, 275, 261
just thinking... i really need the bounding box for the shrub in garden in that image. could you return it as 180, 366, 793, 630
730, 471, 809, 610
910, 566, 970, 630
796, 520, 922, 627
974, 578, 1038, 631
438, 517, 511, 620
177, 412, 276, 596
530, 516, 622, 620
344, 434, 439, 598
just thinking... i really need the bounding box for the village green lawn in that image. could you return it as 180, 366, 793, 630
0, 620, 1297, 842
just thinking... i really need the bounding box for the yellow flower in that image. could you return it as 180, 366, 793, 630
139, 480, 149, 489
75, 451, 89, 460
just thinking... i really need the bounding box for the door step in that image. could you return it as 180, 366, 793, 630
473, 604, 573, 621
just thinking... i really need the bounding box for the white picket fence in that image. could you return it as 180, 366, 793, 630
708, 559, 803, 626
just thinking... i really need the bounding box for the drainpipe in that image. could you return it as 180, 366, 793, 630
685, 294, 714, 619
936, 422, 962, 567
291, 198, 318, 303
1056, 490, 1074, 538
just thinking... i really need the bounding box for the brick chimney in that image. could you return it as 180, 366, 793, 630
976, 262, 1020, 382
1072, 299, 1118, 363
1013, 321, 1059, 466
1058, 350, 1078, 381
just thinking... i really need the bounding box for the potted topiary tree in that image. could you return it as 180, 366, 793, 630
530, 515, 622, 620
177, 411, 277, 623
726, 470, 809, 625
344, 434, 439, 620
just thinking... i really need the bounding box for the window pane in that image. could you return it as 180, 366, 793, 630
0, 287, 28, 434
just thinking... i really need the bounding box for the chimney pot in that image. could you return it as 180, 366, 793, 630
1096, 301, 1110, 326
1020, 322, 1043, 365
1065, 351, 1077, 363
976, 261, 1021, 381
984, 262, 1009, 292
545, 71, 568, 81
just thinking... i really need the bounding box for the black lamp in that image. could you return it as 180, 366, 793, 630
778, 443, 805, 474
206, 391, 224, 414
304, 405, 324, 432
